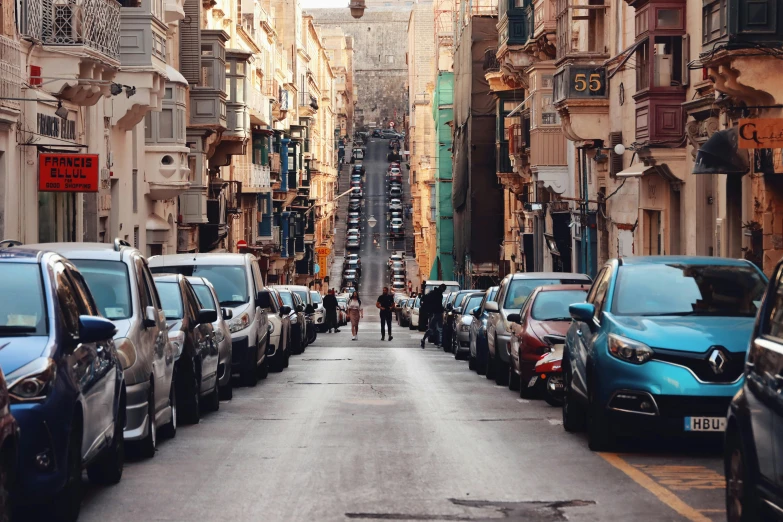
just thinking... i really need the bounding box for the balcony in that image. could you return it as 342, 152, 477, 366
237, 163, 271, 193
553, 63, 609, 141
164, 0, 185, 22
298, 92, 318, 118
113, 1, 167, 130
20, 0, 121, 104
0, 36, 22, 120
700, 0, 782, 106
531, 0, 557, 51
225, 50, 251, 142
498, 0, 530, 50
248, 86, 270, 126
189, 31, 228, 130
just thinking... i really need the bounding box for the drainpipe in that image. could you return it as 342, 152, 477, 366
281, 138, 290, 190
581, 148, 592, 278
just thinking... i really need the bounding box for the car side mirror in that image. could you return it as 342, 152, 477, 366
144, 305, 157, 328
78, 315, 117, 344
256, 290, 272, 309
484, 301, 499, 312
471, 306, 481, 318
507, 313, 522, 324
569, 303, 596, 323
198, 309, 218, 325
280, 305, 291, 316
222, 308, 233, 320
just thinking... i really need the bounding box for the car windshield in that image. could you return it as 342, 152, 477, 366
504, 279, 580, 309
152, 265, 249, 307
191, 284, 217, 311
311, 292, 323, 304
532, 290, 588, 321
0, 263, 48, 336
279, 291, 294, 307
156, 282, 183, 320
414, 296, 421, 307
293, 290, 309, 304
465, 295, 484, 313
425, 284, 460, 294
453, 292, 471, 308
72, 259, 132, 320
612, 263, 766, 317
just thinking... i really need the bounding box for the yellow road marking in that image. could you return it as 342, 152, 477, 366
633, 464, 725, 491
599, 453, 712, 522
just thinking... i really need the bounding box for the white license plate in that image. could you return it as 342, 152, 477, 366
527, 376, 538, 388
684, 416, 726, 432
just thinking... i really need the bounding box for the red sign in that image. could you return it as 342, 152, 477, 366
236, 240, 248, 249
38, 153, 99, 193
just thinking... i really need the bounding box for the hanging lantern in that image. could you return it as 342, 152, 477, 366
349, 0, 366, 18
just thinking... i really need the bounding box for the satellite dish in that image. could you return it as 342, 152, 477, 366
367, 216, 377, 228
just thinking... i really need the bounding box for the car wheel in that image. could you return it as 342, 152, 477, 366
258, 357, 269, 380
137, 381, 156, 459
45, 421, 82, 522
543, 375, 564, 407
219, 375, 233, 401
159, 374, 177, 439
494, 347, 509, 386
587, 384, 613, 451
87, 389, 125, 485
205, 374, 220, 412
178, 357, 201, 424
508, 361, 520, 391
241, 343, 259, 387
485, 350, 495, 380
468, 352, 476, 370
725, 427, 759, 522
562, 364, 585, 432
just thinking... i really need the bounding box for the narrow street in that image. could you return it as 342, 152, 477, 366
79, 329, 726, 522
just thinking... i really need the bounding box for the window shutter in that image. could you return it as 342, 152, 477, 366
179, 0, 201, 85
609, 131, 623, 176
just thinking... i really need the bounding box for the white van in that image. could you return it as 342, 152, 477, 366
148, 253, 270, 387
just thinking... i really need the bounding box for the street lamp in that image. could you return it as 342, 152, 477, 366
349, 0, 366, 18
367, 216, 377, 228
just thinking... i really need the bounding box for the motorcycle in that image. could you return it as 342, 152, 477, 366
527, 343, 564, 407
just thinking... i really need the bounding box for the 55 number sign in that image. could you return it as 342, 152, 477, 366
567, 67, 607, 99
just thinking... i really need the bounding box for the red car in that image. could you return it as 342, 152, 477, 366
507, 284, 589, 397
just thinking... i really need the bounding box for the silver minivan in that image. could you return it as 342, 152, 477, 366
149, 253, 270, 387
28, 240, 175, 458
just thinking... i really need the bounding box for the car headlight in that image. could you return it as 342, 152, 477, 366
168, 331, 186, 359
229, 312, 250, 333
608, 334, 653, 365
268, 321, 276, 334
8, 358, 56, 402
114, 337, 137, 370
215, 328, 225, 344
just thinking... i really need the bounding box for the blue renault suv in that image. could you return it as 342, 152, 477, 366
0, 248, 125, 521
562, 256, 767, 451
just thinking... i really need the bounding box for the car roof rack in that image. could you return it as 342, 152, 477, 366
0, 239, 22, 248
114, 238, 132, 251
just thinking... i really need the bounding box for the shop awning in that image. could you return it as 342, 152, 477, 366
692, 128, 749, 175
616, 162, 651, 178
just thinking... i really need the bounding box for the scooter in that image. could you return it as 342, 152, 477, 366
528, 343, 564, 407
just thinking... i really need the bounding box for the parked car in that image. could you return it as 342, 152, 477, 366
0, 365, 17, 519
257, 287, 291, 371
469, 286, 499, 374
381, 129, 397, 139
390, 261, 406, 275
187, 276, 234, 399
372, 129, 382, 137
454, 292, 485, 359
28, 240, 174, 458
563, 256, 766, 451
399, 298, 414, 327
410, 295, 422, 330
423, 280, 460, 295
153, 274, 221, 424
389, 138, 400, 150
348, 217, 362, 230
442, 290, 476, 353
725, 256, 783, 521
487, 272, 591, 385
347, 237, 361, 250
0, 248, 125, 521
311, 291, 327, 332
349, 200, 361, 211
277, 286, 317, 345
389, 199, 403, 211
148, 253, 270, 388
507, 284, 589, 396
275, 289, 306, 354
336, 295, 349, 326
389, 186, 403, 198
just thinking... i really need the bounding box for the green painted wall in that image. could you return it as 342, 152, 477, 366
431, 72, 455, 280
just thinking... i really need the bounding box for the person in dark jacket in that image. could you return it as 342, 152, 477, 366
421, 284, 446, 349
323, 289, 340, 333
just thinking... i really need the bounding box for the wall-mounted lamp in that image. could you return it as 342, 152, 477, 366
349, 0, 366, 18
55, 101, 69, 119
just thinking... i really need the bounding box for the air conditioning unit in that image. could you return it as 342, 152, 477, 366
654, 54, 672, 87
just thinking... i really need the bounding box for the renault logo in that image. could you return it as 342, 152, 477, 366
708, 348, 727, 375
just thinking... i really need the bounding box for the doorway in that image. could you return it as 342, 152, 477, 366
643, 209, 661, 255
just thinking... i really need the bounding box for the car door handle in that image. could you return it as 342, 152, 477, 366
576, 329, 583, 337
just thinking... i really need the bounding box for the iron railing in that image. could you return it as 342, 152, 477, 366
21, 0, 122, 60
236, 163, 271, 192
0, 37, 21, 110
483, 48, 500, 72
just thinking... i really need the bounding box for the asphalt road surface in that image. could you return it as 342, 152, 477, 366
77, 140, 728, 522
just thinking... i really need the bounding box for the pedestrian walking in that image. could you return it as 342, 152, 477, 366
323, 289, 340, 333
376, 287, 395, 341
420, 284, 446, 349
346, 291, 364, 341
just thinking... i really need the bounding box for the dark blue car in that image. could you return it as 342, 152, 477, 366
469, 286, 499, 374
0, 248, 125, 521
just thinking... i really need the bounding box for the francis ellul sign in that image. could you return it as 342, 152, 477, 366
38, 153, 100, 193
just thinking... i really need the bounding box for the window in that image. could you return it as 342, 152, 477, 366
160, 109, 174, 139
54, 262, 80, 334
150, 265, 249, 307
192, 284, 218, 310
657, 8, 681, 29
0, 263, 48, 335
71, 259, 132, 320
156, 282, 184, 320
541, 94, 560, 125
531, 290, 588, 321
764, 266, 783, 340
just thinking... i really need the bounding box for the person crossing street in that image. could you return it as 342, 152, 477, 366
420, 284, 446, 349
376, 287, 395, 341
